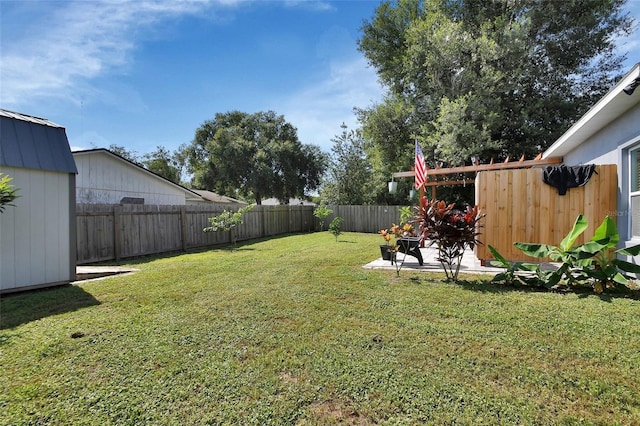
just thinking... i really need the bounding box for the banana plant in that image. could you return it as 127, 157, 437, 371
583, 216, 640, 292
513, 215, 640, 292
488, 245, 544, 287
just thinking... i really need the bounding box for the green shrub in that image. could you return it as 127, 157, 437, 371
203, 205, 254, 247
415, 198, 485, 281
313, 203, 333, 231
328, 216, 343, 242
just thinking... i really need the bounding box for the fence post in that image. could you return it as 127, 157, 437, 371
180, 206, 188, 252
262, 206, 267, 237
113, 205, 122, 261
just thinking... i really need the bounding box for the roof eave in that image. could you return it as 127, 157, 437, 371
542, 63, 640, 160
73, 149, 203, 200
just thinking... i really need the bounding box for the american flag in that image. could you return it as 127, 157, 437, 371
414, 140, 426, 189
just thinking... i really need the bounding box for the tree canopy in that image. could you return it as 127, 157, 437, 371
321, 123, 378, 205
108, 144, 182, 184
358, 0, 632, 170
184, 111, 328, 205
142, 146, 182, 184
108, 144, 139, 163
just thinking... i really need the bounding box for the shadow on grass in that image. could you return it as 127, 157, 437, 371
453, 278, 640, 301
0, 285, 100, 330
85, 232, 310, 267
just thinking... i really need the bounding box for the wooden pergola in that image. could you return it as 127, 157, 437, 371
393, 154, 563, 199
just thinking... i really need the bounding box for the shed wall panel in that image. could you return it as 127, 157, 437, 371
0, 167, 72, 290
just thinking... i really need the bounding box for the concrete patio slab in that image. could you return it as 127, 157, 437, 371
74, 266, 139, 283
363, 246, 506, 276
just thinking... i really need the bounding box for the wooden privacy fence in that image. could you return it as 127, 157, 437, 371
76, 204, 316, 264
324, 205, 406, 233
475, 164, 618, 262
76, 204, 409, 264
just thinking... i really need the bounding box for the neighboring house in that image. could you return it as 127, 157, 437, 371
191, 189, 247, 205
261, 197, 316, 206
543, 63, 640, 245
0, 109, 77, 293
73, 149, 202, 205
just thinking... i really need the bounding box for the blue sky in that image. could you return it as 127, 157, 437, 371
1, 0, 640, 156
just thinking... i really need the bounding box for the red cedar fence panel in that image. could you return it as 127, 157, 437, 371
475, 165, 618, 262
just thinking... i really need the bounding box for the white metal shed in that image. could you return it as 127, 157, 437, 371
0, 109, 78, 293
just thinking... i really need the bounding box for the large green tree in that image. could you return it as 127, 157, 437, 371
184, 111, 328, 205
321, 123, 377, 205
358, 0, 632, 169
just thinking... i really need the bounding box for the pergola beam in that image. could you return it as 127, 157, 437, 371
393, 156, 563, 179
423, 179, 475, 187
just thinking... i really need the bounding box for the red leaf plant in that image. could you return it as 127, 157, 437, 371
416, 198, 485, 281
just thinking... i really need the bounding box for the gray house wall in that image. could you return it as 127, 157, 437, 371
563, 106, 640, 166
561, 105, 640, 243
73, 149, 202, 205
542, 63, 640, 245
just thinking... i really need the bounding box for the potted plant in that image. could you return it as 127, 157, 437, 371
378, 228, 396, 261
379, 222, 417, 262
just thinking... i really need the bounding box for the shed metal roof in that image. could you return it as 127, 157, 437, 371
0, 109, 77, 173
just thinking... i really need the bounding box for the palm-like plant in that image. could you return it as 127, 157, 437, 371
0, 173, 19, 213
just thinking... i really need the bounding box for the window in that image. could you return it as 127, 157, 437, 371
632, 149, 640, 192
630, 148, 640, 238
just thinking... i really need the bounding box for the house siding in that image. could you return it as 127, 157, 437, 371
0, 166, 73, 291
561, 104, 640, 242
75, 152, 189, 205
563, 106, 640, 166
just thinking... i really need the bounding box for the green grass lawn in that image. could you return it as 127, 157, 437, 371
2, 232, 640, 425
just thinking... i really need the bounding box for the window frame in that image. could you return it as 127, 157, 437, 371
629, 146, 640, 239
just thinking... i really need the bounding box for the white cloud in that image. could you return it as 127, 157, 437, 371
0, 0, 230, 107
280, 55, 383, 151
283, 0, 334, 12
0, 0, 381, 154
72, 129, 112, 150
